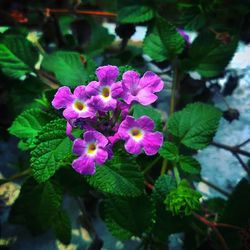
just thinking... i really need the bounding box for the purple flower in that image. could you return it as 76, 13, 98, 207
86, 65, 123, 111
121, 70, 164, 105
118, 115, 163, 155
177, 28, 190, 43
52, 86, 95, 120
72, 131, 109, 174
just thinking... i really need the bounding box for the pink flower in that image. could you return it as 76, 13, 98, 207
52, 86, 95, 120
86, 65, 123, 111
72, 131, 109, 175
118, 115, 163, 155
121, 70, 164, 105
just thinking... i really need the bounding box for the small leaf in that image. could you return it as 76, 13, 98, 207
85, 154, 144, 197
31, 119, 73, 182
41, 51, 96, 87
159, 141, 179, 161
156, 17, 185, 59
179, 156, 201, 174
0, 34, 38, 78
143, 27, 168, 62
52, 209, 71, 245
118, 5, 154, 24
9, 108, 55, 140
167, 102, 222, 150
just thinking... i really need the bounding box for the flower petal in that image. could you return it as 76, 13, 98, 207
52, 86, 74, 109
63, 106, 79, 119
122, 70, 140, 90
95, 148, 108, 164
84, 131, 108, 147
111, 81, 123, 98
73, 138, 86, 156
85, 81, 100, 97
118, 116, 136, 140
72, 156, 95, 175
136, 89, 158, 105
139, 71, 164, 92
73, 85, 88, 100
96, 65, 119, 85
124, 138, 142, 155
142, 132, 163, 156
137, 116, 154, 131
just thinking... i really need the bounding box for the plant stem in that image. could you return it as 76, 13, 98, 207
173, 163, 181, 184
200, 178, 230, 197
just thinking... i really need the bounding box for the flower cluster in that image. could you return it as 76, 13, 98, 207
52, 65, 164, 175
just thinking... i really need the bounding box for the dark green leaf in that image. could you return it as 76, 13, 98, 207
167, 103, 222, 150
179, 156, 201, 174
31, 119, 73, 182
52, 209, 71, 245
41, 51, 96, 87
118, 5, 154, 23
159, 141, 179, 161
0, 34, 38, 78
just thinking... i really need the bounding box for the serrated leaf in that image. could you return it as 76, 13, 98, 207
9, 108, 55, 140
132, 104, 162, 129
41, 51, 96, 87
156, 17, 185, 59
85, 155, 144, 197
118, 5, 154, 24
52, 209, 71, 245
167, 103, 222, 150
31, 119, 73, 183
143, 27, 168, 62
182, 31, 238, 77
9, 178, 62, 234
179, 156, 201, 174
0, 34, 38, 78
159, 141, 179, 161
103, 195, 152, 237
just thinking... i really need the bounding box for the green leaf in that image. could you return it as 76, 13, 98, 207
85, 154, 144, 197
31, 119, 73, 183
9, 108, 55, 140
9, 178, 62, 234
159, 141, 179, 161
182, 31, 238, 77
52, 209, 71, 245
156, 17, 185, 59
179, 156, 201, 174
41, 51, 96, 87
143, 27, 168, 62
103, 195, 152, 237
167, 102, 222, 150
118, 5, 154, 23
0, 34, 38, 78
132, 104, 162, 129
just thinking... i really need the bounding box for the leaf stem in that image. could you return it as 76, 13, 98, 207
143, 156, 161, 174
173, 163, 181, 184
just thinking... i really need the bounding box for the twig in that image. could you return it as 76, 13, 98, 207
232, 153, 250, 175
0, 169, 30, 185
211, 141, 250, 157
237, 138, 250, 148
200, 178, 230, 197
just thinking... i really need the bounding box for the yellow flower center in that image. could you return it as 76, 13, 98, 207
74, 100, 86, 111
102, 87, 110, 98
130, 128, 143, 140
87, 143, 97, 155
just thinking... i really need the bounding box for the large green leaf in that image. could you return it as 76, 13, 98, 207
167, 103, 222, 150
41, 51, 96, 87
156, 17, 185, 59
118, 5, 154, 23
0, 34, 38, 78
179, 156, 201, 174
159, 141, 179, 161
9, 178, 62, 234
85, 153, 144, 197
9, 108, 54, 140
31, 119, 73, 182
182, 31, 238, 77
143, 27, 167, 62
103, 195, 152, 238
